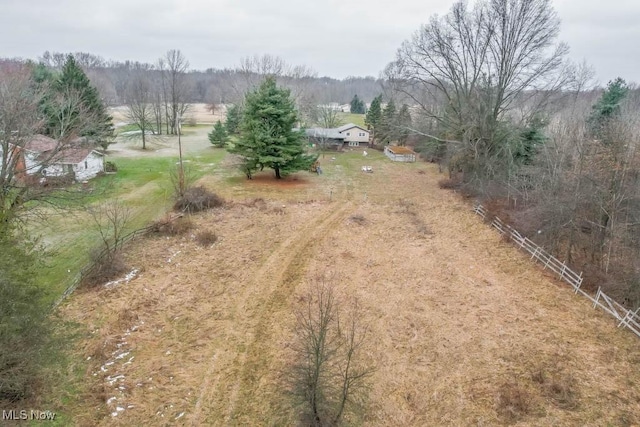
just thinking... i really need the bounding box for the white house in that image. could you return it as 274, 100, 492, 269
336, 124, 370, 146
304, 123, 370, 149
17, 134, 104, 181
384, 145, 417, 162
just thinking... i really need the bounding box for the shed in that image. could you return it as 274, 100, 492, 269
384, 145, 416, 162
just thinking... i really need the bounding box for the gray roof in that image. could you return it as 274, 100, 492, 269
336, 123, 368, 133
304, 127, 343, 139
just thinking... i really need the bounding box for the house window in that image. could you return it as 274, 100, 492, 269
348, 141, 359, 147
359, 132, 366, 137
346, 132, 351, 136
84, 160, 88, 169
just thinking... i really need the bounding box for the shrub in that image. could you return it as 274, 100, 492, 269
174, 186, 224, 213
195, 229, 218, 246
438, 178, 461, 190
105, 161, 118, 172
0, 232, 55, 402
150, 216, 193, 236
83, 249, 129, 287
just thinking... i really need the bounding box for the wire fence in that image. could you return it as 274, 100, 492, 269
473, 204, 640, 338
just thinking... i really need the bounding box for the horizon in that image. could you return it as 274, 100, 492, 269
1, 0, 639, 85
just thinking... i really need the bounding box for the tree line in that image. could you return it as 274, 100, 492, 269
384, 0, 640, 307
19, 51, 386, 107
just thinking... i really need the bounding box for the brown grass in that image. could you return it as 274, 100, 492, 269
195, 229, 218, 247
150, 215, 193, 236
58, 155, 640, 426
497, 381, 534, 422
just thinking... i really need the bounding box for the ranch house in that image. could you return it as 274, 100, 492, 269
305, 123, 370, 149
10, 134, 105, 182
384, 145, 417, 162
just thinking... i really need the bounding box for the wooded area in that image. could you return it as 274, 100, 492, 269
386, 0, 640, 308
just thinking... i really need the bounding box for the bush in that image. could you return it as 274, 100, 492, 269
438, 178, 461, 190
174, 186, 224, 213
150, 216, 193, 236
105, 161, 118, 172
0, 232, 55, 402
83, 249, 129, 287
195, 229, 218, 246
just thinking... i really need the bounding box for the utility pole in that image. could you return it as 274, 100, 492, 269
177, 116, 185, 197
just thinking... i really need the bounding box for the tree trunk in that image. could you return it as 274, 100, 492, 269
275, 167, 281, 179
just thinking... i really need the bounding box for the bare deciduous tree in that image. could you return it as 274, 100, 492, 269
291, 279, 373, 426
387, 0, 569, 176
125, 65, 155, 149
159, 50, 191, 135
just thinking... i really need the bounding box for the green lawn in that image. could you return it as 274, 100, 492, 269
34, 149, 228, 302
337, 112, 366, 127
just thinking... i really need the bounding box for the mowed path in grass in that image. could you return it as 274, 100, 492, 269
60, 149, 640, 426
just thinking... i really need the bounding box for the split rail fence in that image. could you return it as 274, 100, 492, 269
473, 204, 640, 338
52, 214, 184, 309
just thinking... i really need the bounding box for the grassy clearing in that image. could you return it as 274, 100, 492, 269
32, 149, 228, 302
337, 112, 366, 127
57, 150, 640, 425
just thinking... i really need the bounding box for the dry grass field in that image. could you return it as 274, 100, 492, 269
59, 149, 640, 426
109, 104, 224, 126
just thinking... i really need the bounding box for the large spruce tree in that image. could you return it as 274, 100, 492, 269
231, 77, 316, 179
41, 55, 113, 148
350, 94, 365, 114
365, 95, 382, 137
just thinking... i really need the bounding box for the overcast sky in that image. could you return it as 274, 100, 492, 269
1, 0, 639, 84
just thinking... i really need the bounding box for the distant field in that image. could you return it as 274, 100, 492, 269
109, 103, 225, 127
338, 112, 366, 127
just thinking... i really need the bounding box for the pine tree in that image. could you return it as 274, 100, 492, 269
350, 95, 365, 114
57, 55, 113, 147
230, 77, 316, 179
38, 55, 113, 149
208, 120, 228, 148
365, 95, 382, 130
396, 104, 412, 146
588, 77, 629, 142
378, 99, 397, 144
225, 104, 243, 135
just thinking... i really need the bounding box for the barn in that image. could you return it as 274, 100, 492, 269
384, 145, 417, 162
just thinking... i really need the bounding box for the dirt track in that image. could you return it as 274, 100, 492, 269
61, 152, 640, 426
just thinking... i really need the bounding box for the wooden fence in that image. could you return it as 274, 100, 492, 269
52, 214, 183, 309
473, 204, 640, 338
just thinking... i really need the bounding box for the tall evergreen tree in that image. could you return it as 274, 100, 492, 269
350, 94, 365, 114
365, 95, 382, 131
378, 99, 397, 144
588, 77, 629, 142
208, 120, 228, 148
225, 104, 243, 135
396, 104, 412, 146
230, 77, 316, 179
39, 55, 113, 148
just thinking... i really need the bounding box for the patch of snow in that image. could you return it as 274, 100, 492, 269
104, 268, 140, 288
115, 351, 130, 360
167, 251, 181, 262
